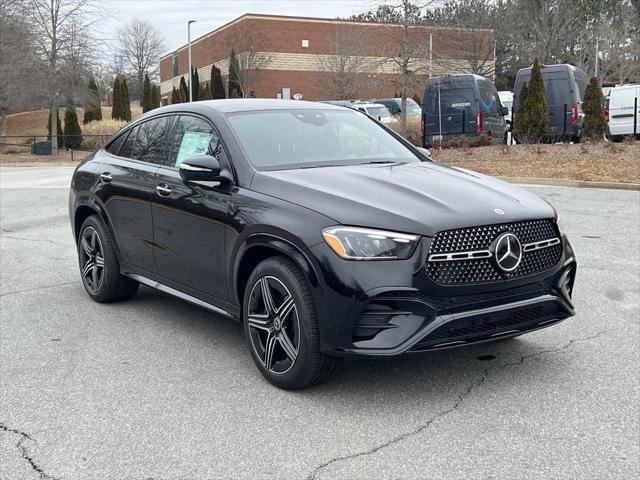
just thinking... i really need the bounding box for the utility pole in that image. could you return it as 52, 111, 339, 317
594, 36, 599, 78
429, 33, 433, 79
187, 20, 197, 102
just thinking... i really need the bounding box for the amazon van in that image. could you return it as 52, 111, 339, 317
422, 74, 508, 147
513, 63, 588, 142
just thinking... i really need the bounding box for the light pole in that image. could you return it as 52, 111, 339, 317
187, 20, 197, 102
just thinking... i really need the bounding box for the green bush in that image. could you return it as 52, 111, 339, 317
83, 77, 102, 124
211, 65, 225, 99
525, 58, 548, 142
63, 106, 82, 149
513, 81, 529, 139
227, 49, 242, 98
583, 76, 608, 140
142, 73, 152, 113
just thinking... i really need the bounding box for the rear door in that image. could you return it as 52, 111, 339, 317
424, 82, 475, 136
609, 87, 639, 137
151, 114, 231, 301
96, 121, 164, 273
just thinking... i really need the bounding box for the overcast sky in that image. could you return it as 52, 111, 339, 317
99, 0, 378, 57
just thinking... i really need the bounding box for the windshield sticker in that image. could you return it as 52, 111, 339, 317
175, 131, 213, 167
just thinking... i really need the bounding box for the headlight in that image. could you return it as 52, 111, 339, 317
322, 226, 419, 260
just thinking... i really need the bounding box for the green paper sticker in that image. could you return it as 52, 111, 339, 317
175, 131, 214, 167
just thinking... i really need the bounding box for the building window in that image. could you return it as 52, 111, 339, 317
172, 51, 179, 77
301, 39, 309, 48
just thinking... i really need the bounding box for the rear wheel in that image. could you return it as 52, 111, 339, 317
243, 256, 338, 389
77, 215, 138, 303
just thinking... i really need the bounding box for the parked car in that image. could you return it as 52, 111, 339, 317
372, 98, 422, 121
69, 99, 576, 389
498, 90, 514, 127
512, 63, 588, 142
352, 103, 394, 124
605, 84, 639, 141
422, 74, 508, 147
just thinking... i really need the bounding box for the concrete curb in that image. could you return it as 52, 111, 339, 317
0, 162, 77, 168
498, 176, 640, 191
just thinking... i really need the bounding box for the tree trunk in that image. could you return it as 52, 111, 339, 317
50, 104, 58, 154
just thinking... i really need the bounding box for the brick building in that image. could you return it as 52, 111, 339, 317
159, 13, 495, 103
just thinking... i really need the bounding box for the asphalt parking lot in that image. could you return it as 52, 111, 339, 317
1, 165, 638, 480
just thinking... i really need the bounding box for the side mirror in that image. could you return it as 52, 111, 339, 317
179, 155, 230, 183
501, 106, 509, 116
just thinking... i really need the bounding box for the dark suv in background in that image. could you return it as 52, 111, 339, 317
70, 100, 576, 389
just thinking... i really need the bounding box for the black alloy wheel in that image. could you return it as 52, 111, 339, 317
243, 257, 338, 389
79, 226, 105, 294
247, 276, 300, 375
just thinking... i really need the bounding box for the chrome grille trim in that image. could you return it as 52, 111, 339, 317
428, 250, 492, 262
523, 237, 561, 252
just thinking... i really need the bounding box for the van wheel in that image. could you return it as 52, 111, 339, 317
243, 256, 338, 389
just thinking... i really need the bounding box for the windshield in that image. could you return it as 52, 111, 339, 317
367, 106, 391, 118
405, 99, 422, 115
226, 109, 419, 170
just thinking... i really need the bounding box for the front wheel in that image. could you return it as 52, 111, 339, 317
243, 257, 338, 389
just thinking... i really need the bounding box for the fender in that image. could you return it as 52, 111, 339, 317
73, 192, 123, 261
230, 230, 323, 307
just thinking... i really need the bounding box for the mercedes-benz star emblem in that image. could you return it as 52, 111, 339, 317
491, 232, 522, 273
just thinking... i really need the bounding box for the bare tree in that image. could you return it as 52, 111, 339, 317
25, 0, 96, 153
315, 23, 373, 100
376, 0, 436, 136
117, 18, 164, 100
226, 31, 271, 98
431, 28, 496, 78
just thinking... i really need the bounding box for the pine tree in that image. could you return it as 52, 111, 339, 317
171, 86, 178, 104
63, 105, 82, 149
84, 77, 102, 124
111, 77, 121, 120
151, 84, 160, 109
47, 109, 63, 148
513, 81, 529, 140
142, 73, 152, 112
525, 58, 548, 142
211, 65, 225, 99
121, 78, 131, 121
227, 49, 242, 98
179, 76, 189, 102
192, 67, 200, 101
199, 81, 211, 100
582, 76, 607, 140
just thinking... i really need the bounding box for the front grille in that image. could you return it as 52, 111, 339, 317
411, 301, 565, 351
426, 219, 561, 285
377, 273, 558, 315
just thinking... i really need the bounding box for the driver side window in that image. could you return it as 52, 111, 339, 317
169, 115, 221, 168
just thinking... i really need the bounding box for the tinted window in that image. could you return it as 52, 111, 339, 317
118, 125, 138, 159
227, 109, 417, 170
105, 131, 127, 155
132, 117, 170, 165
169, 115, 221, 167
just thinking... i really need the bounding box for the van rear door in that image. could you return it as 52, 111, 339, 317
608, 85, 640, 138
424, 83, 475, 137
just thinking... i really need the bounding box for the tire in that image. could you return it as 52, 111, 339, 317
77, 215, 138, 303
243, 256, 338, 389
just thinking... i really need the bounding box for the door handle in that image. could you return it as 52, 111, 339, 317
99, 172, 112, 182
156, 184, 172, 196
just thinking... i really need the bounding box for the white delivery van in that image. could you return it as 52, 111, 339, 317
606, 84, 639, 141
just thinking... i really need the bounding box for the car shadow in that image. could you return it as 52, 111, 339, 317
127, 285, 564, 402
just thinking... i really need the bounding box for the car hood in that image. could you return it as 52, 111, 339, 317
250, 161, 555, 237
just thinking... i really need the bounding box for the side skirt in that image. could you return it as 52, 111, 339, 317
126, 273, 237, 320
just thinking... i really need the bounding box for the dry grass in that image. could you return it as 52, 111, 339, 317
4, 106, 142, 143
82, 119, 128, 149
431, 141, 640, 184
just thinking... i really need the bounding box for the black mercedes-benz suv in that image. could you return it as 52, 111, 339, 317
69, 100, 576, 389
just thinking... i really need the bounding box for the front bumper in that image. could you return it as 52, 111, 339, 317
309, 234, 576, 357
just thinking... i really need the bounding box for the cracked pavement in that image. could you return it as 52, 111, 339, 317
1, 166, 639, 479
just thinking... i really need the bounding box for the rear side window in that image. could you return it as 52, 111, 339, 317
118, 125, 138, 159
544, 78, 570, 107
169, 115, 221, 167
105, 131, 127, 155
132, 117, 170, 165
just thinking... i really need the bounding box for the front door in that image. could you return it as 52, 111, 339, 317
151, 114, 231, 301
